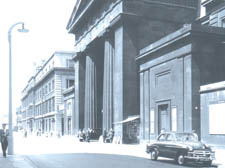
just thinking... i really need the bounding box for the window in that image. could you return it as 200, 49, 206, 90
222, 18, 225, 28
166, 134, 175, 141
49, 99, 52, 112
52, 80, 55, 90
158, 134, 166, 141
46, 85, 48, 94
66, 59, 74, 68
52, 98, 55, 111
49, 83, 51, 92
66, 79, 74, 88
46, 101, 49, 113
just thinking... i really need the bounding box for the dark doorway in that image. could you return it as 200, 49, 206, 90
157, 102, 170, 134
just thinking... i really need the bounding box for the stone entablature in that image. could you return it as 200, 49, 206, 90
68, 0, 199, 53
73, 0, 122, 53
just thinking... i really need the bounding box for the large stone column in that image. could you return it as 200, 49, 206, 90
103, 32, 114, 131
74, 54, 85, 134
113, 19, 139, 142
84, 51, 97, 129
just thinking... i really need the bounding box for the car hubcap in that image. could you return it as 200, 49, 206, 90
178, 155, 184, 165
151, 151, 156, 159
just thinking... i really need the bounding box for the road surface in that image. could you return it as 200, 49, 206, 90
25, 153, 214, 168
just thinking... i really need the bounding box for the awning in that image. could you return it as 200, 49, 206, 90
113, 115, 140, 124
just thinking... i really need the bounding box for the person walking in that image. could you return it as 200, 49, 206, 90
1, 132, 8, 157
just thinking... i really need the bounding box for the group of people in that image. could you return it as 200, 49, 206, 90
77, 128, 115, 143
78, 128, 94, 142
0, 124, 8, 158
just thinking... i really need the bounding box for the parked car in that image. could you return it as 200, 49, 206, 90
146, 132, 215, 166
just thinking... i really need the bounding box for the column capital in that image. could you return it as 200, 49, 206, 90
73, 52, 84, 61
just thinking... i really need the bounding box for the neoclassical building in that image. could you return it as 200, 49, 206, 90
20, 51, 75, 136
137, 0, 225, 145
67, 0, 200, 143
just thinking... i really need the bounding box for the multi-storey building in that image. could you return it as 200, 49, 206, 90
16, 106, 22, 130
20, 51, 75, 136
62, 85, 75, 136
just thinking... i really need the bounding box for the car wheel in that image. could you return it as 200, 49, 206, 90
150, 150, 158, 161
203, 161, 212, 166
177, 154, 185, 165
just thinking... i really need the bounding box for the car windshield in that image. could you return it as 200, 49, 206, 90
175, 133, 198, 142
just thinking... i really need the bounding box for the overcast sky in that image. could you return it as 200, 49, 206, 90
0, 0, 75, 121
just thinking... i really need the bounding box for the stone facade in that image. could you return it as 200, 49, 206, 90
200, 82, 225, 145
197, 0, 225, 144
137, 24, 225, 142
20, 51, 75, 137
63, 86, 75, 136
67, 0, 200, 143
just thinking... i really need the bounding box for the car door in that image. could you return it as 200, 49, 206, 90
164, 133, 177, 158
156, 133, 168, 157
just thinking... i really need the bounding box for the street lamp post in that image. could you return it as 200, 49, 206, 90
8, 22, 28, 155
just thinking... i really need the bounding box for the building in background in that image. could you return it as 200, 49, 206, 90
67, 0, 200, 143
62, 85, 75, 136
20, 51, 75, 137
16, 106, 22, 131
197, 0, 225, 145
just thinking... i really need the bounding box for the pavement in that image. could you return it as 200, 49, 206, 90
0, 135, 225, 168
0, 155, 36, 168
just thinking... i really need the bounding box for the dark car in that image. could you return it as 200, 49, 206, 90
146, 132, 215, 166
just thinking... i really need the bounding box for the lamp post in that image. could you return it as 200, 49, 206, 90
8, 22, 29, 155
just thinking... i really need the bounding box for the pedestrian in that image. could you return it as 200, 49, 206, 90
1, 129, 8, 158
108, 128, 114, 143
103, 129, 107, 143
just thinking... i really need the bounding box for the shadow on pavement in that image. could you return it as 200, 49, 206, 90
154, 157, 219, 168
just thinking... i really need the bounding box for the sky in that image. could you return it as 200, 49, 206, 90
0, 0, 76, 122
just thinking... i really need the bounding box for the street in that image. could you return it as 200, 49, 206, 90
25, 153, 208, 168
3, 132, 218, 168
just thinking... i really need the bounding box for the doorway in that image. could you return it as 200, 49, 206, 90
157, 101, 171, 134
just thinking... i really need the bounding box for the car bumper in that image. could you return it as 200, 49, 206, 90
185, 151, 215, 161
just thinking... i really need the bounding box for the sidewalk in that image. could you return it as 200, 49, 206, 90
0, 155, 36, 168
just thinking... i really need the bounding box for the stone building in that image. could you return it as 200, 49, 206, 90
137, 0, 225, 144
62, 86, 75, 136
67, 0, 200, 143
137, 24, 225, 142
20, 51, 74, 136
197, 0, 225, 145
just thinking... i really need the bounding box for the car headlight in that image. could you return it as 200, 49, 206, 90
187, 146, 193, 151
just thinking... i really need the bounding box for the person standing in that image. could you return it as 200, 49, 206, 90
1, 132, 8, 157
103, 129, 107, 143
1, 125, 8, 158
109, 128, 114, 143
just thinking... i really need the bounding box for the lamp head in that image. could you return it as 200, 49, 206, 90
17, 23, 29, 33
18, 28, 29, 33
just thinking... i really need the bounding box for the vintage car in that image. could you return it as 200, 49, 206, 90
146, 132, 215, 166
